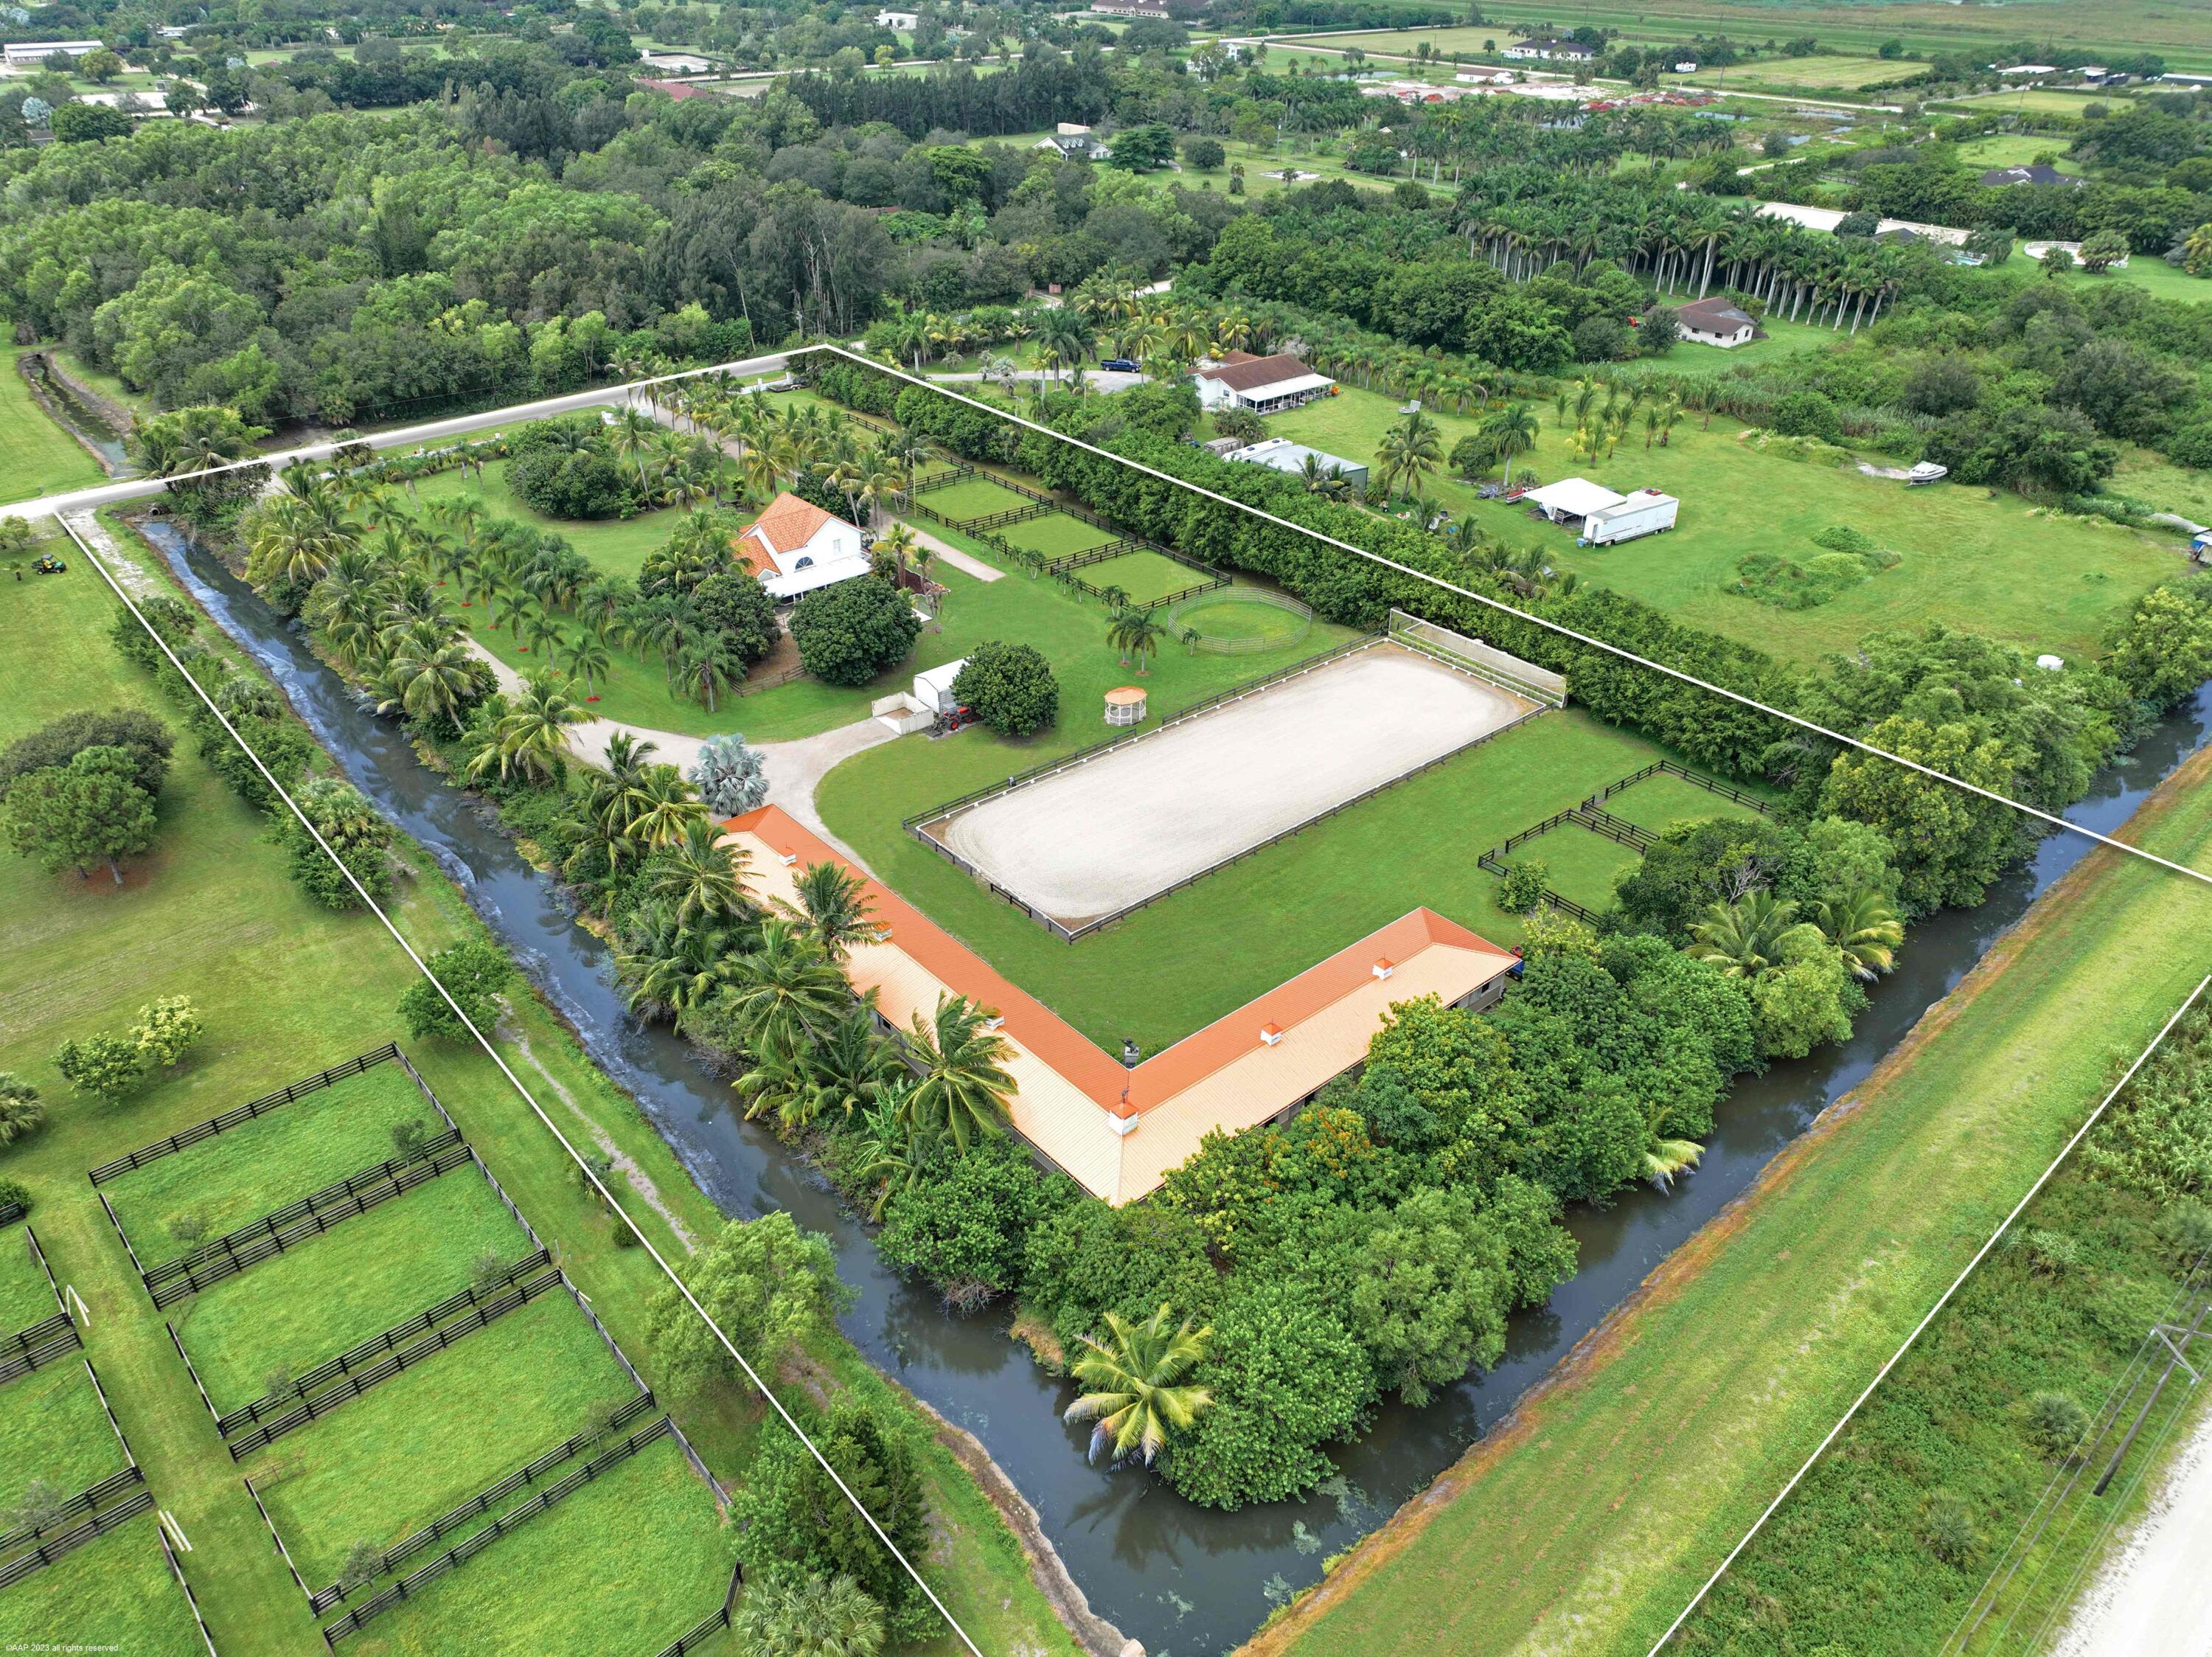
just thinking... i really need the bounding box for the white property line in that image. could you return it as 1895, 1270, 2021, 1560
1644, 971, 2212, 1654
803, 344, 2212, 897
59, 518, 987, 1657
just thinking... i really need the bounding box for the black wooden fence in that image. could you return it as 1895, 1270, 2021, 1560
1587, 758, 1774, 816
144, 1140, 474, 1310
0, 1201, 24, 1229
212, 1248, 554, 1438
227, 1268, 567, 1459
89, 1044, 402, 1185
0, 1466, 145, 1560
320, 1416, 676, 1644
0, 1488, 154, 1591
652, 1564, 745, 1657
0, 1310, 81, 1386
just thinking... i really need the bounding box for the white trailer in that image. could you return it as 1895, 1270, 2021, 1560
1582, 488, 1679, 546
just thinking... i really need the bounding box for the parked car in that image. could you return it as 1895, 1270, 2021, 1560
1100, 358, 1140, 372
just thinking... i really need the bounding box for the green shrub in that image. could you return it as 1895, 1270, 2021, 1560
790, 577, 921, 687
951, 640, 1058, 736
508, 448, 635, 519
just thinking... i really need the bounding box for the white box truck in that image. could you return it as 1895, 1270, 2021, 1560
1582, 488, 1679, 546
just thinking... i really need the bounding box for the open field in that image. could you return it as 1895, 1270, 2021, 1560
1684, 54, 1910, 94
408, 461, 683, 579
254, 1291, 639, 1585
0, 543, 1082, 1657
0, 1520, 208, 1654
0, 362, 105, 506
1060, 546, 1208, 603
1935, 87, 2145, 118
0, 1363, 127, 1511
2042, 254, 2212, 308
1601, 771, 1767, 834
1247, 734, 2212, 1657
1266, 382, 2185, 668
174, 1173, 534, 1413
103, 1062, 432, 1269
998, 510, 1119, 560
0, 1228, 60, 1331
825, 706, 1669, 1052
1618, 313, 1840, 378
1503, 820, 1641, 912
2116, 451, 2212, 527
935, 643, 1535, 927
1951, 133, 2073, 170
343, 1433, 734, 1657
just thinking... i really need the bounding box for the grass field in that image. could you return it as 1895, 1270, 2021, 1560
2042, 252, 2212, 308
1170, 593, 1315, 650
0, 360, 105, 506
1601, 771, 1767, 835
103, 1062, 432, 1269
1618, 313, 1840, 379
1950, 133, 2071, 170
0, 1363, 127, 1511
1065, 547, 1210, 604
997, 510, 1119, 560
0, 1228, 60, 1331
921, 476, 1037, 524
822, 706, 1672, 1052
173, 1172, 535, 1413
0, 1519, 207, 1655
409, 462, 683, 579
1503, 821, 1642, 913
254, 1292, 639, 1585
1936, 87, 2143, 117
1684, 54, 1908, 93
1266, 382, 2185, 669
0, 545, 1084, 1657
1250, 732, 2212, 1657
343, 1434, 734, 1657
2115, 451, 2212, 527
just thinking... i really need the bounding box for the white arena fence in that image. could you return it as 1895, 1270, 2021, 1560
1390, 608, 1567, 706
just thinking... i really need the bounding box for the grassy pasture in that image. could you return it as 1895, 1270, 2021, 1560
254, 1291, 639, 1586
173, 1172, 535, 1414
1067, 547, 1211, 604
921, 476, 1037, 523
101, 1062, 431, 1270
342, 1433, 734, 1657
1171, 593, 1315, 651
0, 1364, 126, 1512
1686, 54, 1907, 92
0, 361, 105, 506
408, 462, 682, 580
1601, 771, 1767, 835
996, 510, 1119, 560
1505, 821, 1642, 913
0, 1519, 208, 1655
0, 1228, 60, 1331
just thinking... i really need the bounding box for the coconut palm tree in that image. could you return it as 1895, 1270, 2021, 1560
1374, 409, 1443, 501
623, 763, 703, 851
1686, 891, 1805, 979
875, 521, 919, 588
731, 1573, 885, 1657
650, 817, 750, 926
785, 861, 877, 960
616, 906, 748, 1019
464, 674, 586, 785
847, 1092, 925, 1220
1483, 402, 1542, 489
900, 993, 1015, 1154
724, 920, 850, 1060
1809, 887, 1903, 980
1107, 606, 1166, 675
375, 638, 480, 731
1063, 1304, 1213, 1467
557, 633, 611, 701
611, 406, 662, 491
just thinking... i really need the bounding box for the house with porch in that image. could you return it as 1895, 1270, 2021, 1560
737, 493, 872, 601
1192, 351, 1336, 415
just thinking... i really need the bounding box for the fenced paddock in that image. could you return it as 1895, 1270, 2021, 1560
919, 639, 1545, 934
1, 1361, 130, 1510
0, 1505, 214, 1655
1169, 589, 1315, 655
1063, 547, 1217, 607
998, 510, 1121, 562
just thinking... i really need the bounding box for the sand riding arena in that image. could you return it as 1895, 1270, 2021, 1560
913, 635, 1554, 938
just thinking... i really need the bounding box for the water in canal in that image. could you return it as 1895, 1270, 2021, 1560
136, 519, 2212, 1656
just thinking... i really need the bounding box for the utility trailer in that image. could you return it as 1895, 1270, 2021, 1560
1581, 489, 1680, 546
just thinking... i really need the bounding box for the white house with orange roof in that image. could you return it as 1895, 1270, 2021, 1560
720, 806, 1522, 1203
737, 493, 872, 601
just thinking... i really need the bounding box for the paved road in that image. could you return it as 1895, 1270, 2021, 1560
927, 369, 1149, 394
2, 351, 792, 527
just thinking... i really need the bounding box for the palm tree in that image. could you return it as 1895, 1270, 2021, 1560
900, 993, 1015, 1154
1063, 1304, 1213, 1467
1482, 403, 1542, 489
1686, 892, 1804, 979
1374, 409, 1443, 501
875, 521, 919, 588
650, 818, 749, 926
785, 861, 877, 959
798, 1004, 904, 1130
464, 674, 587, 785
623, 763, 703, 851
616, 908, 746, 1019
731, 1571, 885, 1657
375, 638, 479, 731
1809, 887, 1903, 980
557, 633, 611, 701
847, 1093, 925, 1220
724, 920, 850, 1060
611, 406, 661, 491
1107, 606, 1166, 675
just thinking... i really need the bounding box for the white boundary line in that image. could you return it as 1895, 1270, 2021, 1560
1644, 971, 2212, 1653
58, 515, 987, 1657
804, 344, 2212, 895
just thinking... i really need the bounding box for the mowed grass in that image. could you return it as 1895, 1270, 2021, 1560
1506, 822, 1642, 912
821, 707, 1669, 1052
173, 1172, 535, 1414
997, 510, 1119, 560
0, 361, 105, 506
921, 476, 1035, 523
102, 1062, 434, 1269
256, 1291, 640, 1587
0, 1518, 207, 1656
1602, 771, 1770, 833
0, 1364, 126, 1510
1683, 53, 1908, 92
1251, 740, 2212, 1657
344, 1434, 733, 1657
0, 1227, 60, 1332
1267, 382, 2185, 668
408, 462, 684, 580
1069, 547, 1211, 605
1172, 594, 1315, 650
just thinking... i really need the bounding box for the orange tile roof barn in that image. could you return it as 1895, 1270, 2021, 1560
720, 807, 1520, 1203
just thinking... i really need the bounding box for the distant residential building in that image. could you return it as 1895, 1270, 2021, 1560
1979, 163, 2084, 188
875, 9, 919, 29
1502, 37, 1597, 61
641, 78, 712, 100
1034, 122, 1110, 159
737, 493, 872, 601
3, 40, 102, 68
1091, 0, 1168, 17
638, 49, 712, 73
1674, 296, 1765, 348
1222, 437, 1368, 493
1192, 351, 1335, 415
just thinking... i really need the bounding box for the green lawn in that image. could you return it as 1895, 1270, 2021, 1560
409, 462, 686, 579
997, 510, 1120, 561
0, 548, 1083, 1657
255, 1292, 639, 1586
1626, 313, 1841, 380
1683, 53, 1905, 92
1252, 731, 2212, 1657
0, 1363, 127, 1511
103, 1062, 434, 1270
0, 360, 105, 506
821, 708, 1669, 1052
1170, 593, 1315, 650
1065, 547, 1211, 604
344, 1434, 734, 1657
0, 1518, 208, 1656
2041, 252, 2212, 308
1267, 382, 2186, 669
173, 1173, 535, 1414
2115, 450, 2212, 528
1950, 133, 2072, 170
919, 476, 1036, 524
1601, 771, 1770, 834
1504, 822, 1642, 913
0, 1227, 60, 1332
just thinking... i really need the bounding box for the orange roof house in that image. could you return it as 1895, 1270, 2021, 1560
721, 807, 1520, 1203
737, 493, 872, 600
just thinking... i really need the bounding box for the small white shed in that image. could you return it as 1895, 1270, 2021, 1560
1582, 489, 1680, 546
912, 658, 970, 715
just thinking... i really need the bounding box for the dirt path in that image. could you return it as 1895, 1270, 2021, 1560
2051, 1396, 2212, 1657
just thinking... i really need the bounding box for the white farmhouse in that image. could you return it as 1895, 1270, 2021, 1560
1674, 296, 1765, 348
1192, 351, 1335, 415
738, 493, 872, 601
